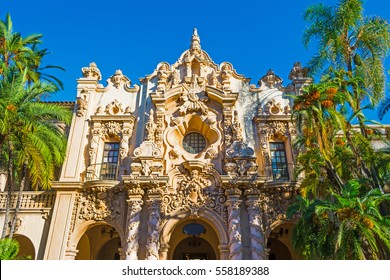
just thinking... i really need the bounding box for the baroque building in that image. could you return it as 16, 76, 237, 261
1, 29, 317, 260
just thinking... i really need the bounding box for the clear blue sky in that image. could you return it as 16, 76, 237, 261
2, 0, 390, 123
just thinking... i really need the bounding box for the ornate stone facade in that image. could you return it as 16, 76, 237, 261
1, 29, 312, 260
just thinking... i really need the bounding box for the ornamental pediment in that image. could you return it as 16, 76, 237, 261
144, 29, 249, 96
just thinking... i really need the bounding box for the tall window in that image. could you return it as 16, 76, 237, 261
101, 143, 119, 180
269, 142, 289, 181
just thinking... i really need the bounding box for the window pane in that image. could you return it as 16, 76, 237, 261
183, 133, 206, 154
269, 142, 289, 181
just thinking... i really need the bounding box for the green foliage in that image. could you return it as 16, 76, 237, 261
304, 0, 390, 104
0, 238, 20, 260
0, 13, 64, 90
0, 68, 71, 190
287, 180, 390, 259
290, 0, 390, 259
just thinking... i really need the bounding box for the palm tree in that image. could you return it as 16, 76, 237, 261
288, 179, 390, 259
0, 13, 64, 90
304, 0, 390, 106
378, 97, 390, 120
0, 68, 71, 239
0, 238, 20, 260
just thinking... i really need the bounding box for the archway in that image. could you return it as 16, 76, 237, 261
75, 224, 121, 260
12, 234, 35, 260
267, 223, 295, 260
160, 210, 228, 260
169, 219, 219, 260
173, 237, 216, 260
267, 238, 292, 260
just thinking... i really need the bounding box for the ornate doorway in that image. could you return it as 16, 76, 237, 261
173, 237, 216, 260
166, 219, 221, 260
75, 224, 121, 260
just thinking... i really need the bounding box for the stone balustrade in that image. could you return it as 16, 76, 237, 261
0, 191, 56, 210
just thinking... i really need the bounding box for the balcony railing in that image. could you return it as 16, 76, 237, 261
0, 191, 55, 210
86, 163, 119, 181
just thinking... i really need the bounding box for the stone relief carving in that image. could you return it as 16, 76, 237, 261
145, 109, 156, 142
225, 188, 243, 260
77, 186, 123, 222
258, 69, 282, 89
288, 62, 310, 80
145, 198, 161, 260
261, 188, 296, 230
245, 188, 266, 260
103, 121, 123, 137
105, 99, 124, 115
179, 77, 209, 116
178, 170, 210, 204
157, 64, 169, 91
161, 168, 227, 223
223, 108, 234, 147
76, 95, 88, 117
266, 121, 288, 139
208, 70, 222, 89
232, 110, 243, 142
220, 63, 232, 92
125, 199, 143, 260
81, 62, 102, 80
110, 70, 131, 88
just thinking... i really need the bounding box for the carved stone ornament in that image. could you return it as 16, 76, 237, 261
179, 76, 209, 116
81, 62, 102, 80
105, 99, 124, 115
225, 191, 243, 260
161, 169, 227, 222
266, 121, 288, 139
157, 64, 169, 91
208, 70, 221, 89
125, 199, 143, 260
103, 121, 123, 137
76, 95, 88, 117
262, 99, 283, 115
145, 109, 156, 142
145, 199, 161, 260
77, 186, 123, 222
288, 62, 310, 80
259, 69, 282, 89
232, 110, 243, 142
226, 141, 255, 158
178, 169, 210, 205
110, 69, 131, 88
261, 188, 296, 230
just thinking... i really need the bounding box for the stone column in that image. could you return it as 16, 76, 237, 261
245, 188, 266, 260
124, 188, 144, 260
145, 189, 161, 260
225, 188, 243, 260
218, 244, 230, 260
64, 248, 78, 260
159, 244, 170, 260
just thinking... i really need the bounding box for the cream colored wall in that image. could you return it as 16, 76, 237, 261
0, 211, 51, 260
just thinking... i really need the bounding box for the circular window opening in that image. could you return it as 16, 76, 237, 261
183, 132, 206, 154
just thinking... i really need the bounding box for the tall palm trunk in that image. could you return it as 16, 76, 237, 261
1, 145, 13, 239
8, 163, 27, 239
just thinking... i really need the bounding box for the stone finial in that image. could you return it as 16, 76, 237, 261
190, 28, 201, 53
288, 62, 310, 81
259, 69, 282, 88
81, 62, 102, 80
